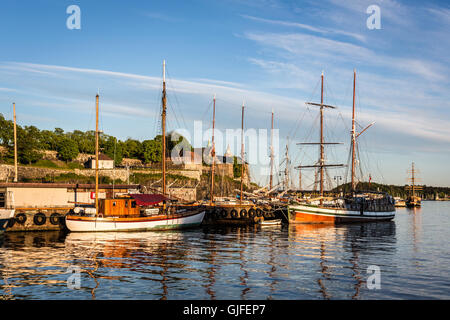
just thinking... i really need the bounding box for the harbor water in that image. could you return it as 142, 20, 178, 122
0, 201, 449, 300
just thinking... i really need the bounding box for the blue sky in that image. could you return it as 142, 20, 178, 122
0, 0, 449, 187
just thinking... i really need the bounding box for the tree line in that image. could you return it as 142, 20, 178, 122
0, 113, 192, 166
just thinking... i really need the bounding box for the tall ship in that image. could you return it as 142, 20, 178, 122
65, 61, 205, 232
288, 70, 395, 224
405, 162, 422, 208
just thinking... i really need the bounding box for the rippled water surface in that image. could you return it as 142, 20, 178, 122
0, 201, 449, 299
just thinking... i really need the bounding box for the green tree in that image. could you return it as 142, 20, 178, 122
103, 136, 123, 166
233, 156, 242, 178
15, 126, 42, 164
57, 137, 79, 162
141, 139, 161, 163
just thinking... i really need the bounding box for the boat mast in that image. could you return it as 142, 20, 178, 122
13, 103, 18, 182
162, 60, 167, 196
351, 69, 357, 191
269, 109, 274, 191
240, 101, 245, 204
210, 94, 216, 205
95, 94, 99, 216
295, 71, 344, 204
411, 162, 415, 198
319, 72, 324, 202
284, 138, 290, 191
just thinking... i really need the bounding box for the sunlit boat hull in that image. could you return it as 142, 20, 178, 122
288, 204, 395, 224
65, 210, 205, 232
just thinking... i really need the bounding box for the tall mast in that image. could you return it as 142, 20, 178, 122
162, 60, 167, 196
269, 109, 274, 191
240, 102, 245, 204
295, 71, 344, 203
319, 71, 324, 203
210, 94, 216, 205
351, 69, 357, 191
411, 162, 415, 197
13, 103, 18, 182
95, 94, 99, 215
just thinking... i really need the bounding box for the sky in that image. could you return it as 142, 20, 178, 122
0, 0, 449, 188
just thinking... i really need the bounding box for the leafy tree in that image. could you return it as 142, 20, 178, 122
233, 156, 242, 178
103, 136, 123, 166
123, 138, 142, 159
141, 139, 161, 163
15, 126, 42, 164
57, 137, 79, 162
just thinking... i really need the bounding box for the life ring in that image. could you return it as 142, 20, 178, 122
220, 209, 228, 219
33, 213, 47, 226
240, 209, 248, 218
15, 213, 27, 225
50, 213, 60, 225
256, 208, 263, 217
230, 209, 239, 219
248, 208, 256, 218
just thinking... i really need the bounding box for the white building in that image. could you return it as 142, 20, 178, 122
87, 154, 114, 169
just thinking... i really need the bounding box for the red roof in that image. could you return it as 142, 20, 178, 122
129, 194, 168, 206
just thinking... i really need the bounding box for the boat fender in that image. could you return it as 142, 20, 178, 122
256, 208, 263, 217
230, 209, 239, 219
15, 213, 27, 225
50, 213, 60, 225
220, 209, 228, 219
33, 213, 47, 226
7, 218, 15, 228
240, 209, 248, 218
248, 208, 256, 218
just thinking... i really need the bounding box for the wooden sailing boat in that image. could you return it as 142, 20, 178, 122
405, 162, 422, 207
65, 61, 205, 232
288, 70, 395, 223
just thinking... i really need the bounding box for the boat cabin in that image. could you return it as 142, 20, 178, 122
99, 194, 169, 217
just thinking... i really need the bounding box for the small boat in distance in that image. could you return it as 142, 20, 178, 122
65, 61, 205, 232
394, 197, 407, 207
405, 162, 422, 208
288, 70, 395, 224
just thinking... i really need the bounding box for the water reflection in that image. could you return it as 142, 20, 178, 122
288, 222, 396, 299
1, 203, 449, 300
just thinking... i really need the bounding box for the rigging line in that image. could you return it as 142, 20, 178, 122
165, 67, 188, 130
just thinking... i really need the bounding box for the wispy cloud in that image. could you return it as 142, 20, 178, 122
241, 14, 367, 42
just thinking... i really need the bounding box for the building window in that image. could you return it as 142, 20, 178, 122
113, 202, 116, 207
131, 201, 136, 208
0, 192, 4, 208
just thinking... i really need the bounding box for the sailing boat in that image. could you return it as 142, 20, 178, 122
288, 70, 395, 223
65, 61, 205, 232
405, 162, 422, 207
